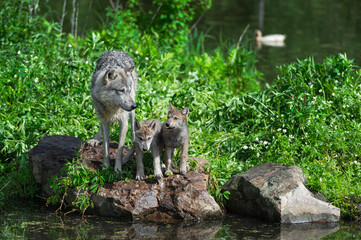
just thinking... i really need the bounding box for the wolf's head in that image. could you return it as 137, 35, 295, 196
164, 103, 189, 130
96, 67, 137, 111
134, 120, 157, 151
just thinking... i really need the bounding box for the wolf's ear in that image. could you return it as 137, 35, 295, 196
148, 120, 157, 131
169, 102, 175, 111
181, 106, 189, 116
124, 66, 134, 73
104, 69, 117, 84
135, 120, 141, 130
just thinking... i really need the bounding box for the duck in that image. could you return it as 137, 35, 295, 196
255, 30, 286, 47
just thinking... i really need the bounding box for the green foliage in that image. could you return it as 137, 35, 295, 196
2, 0, 361, 221
48, 158, 117, 216
121, 0, 211, 46
206, 54, 361, 220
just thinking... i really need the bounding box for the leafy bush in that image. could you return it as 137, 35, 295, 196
206, 54, 361, 219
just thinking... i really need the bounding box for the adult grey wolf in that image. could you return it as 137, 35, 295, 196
162, 103, 189, 176
90, 50, 137, 173
123, 119, 163, 180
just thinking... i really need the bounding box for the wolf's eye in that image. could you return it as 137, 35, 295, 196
139, 137, 143, 141
115, 89, 125, 93
147, 137, 151, 141
174, 116, 179, 120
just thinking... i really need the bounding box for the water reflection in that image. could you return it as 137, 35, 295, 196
0, 200, 348, 240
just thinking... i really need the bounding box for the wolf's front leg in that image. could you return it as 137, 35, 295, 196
135, 148, 145, 181
101, 122, 110, 168
179, 141, 189, 175
115, 117, 128, 173
130, 109, 136, 142
152, 147, 163, 179
164, 147, 173, 176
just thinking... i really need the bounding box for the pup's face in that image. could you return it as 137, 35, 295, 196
101, 68, 137, 111
164, 103, 189, 130
134, 120, 156, 151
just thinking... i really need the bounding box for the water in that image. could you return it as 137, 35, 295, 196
1, 199, 359, 239
198, 0, 361, 82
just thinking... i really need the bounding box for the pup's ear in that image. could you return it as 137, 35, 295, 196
148, 120, 157, 131
135, 120, 141, 130
169, 102, 175, 111
104, 69, 117, 84
181, 106, 189, 116
124, 66, 134, 73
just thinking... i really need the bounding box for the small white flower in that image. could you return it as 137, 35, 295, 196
158, 81, 161, 84
354, 160, 358, 164
41, 66, 43, 70
17, 51, 21, 55
283, 129, 287, 133
319, 89, 322, 93
316, 115, 319, 119
332, 93, 335, 96
162, 86, 166, 91
255, 137, 259, 141
289, 135, 294, 139
145, 57, 149, 61
243, 145, 248, 150
307, 120, 311, 125
320, 178, 322, 182
343, 105, 346, 108
334, 86, 337, 90
34, 77, 38, 83
313, 97, 317, 100
257, 153, 260, 158
68, 44, 72, 48
85, 61, 88, 64
25, 69, 28, 72
263, 141, 269, 145
135, 51, 139, 55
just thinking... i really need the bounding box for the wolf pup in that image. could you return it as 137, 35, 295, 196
162, 103, 189, 176
123, 119, 163, 180
90, 50, 137, 173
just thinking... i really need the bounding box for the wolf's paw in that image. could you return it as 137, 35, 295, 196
179, 169, 187, 175
154, 172, 163, 179
87, 139, 101, 147
135, 174, 145, 181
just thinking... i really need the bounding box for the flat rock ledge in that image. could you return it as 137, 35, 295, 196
221, 162, 340, 223
29, 135, 224, 221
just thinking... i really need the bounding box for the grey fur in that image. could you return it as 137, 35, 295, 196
162, 103, 189, 175
90, 50, 138, 173
123, 119, 164, 180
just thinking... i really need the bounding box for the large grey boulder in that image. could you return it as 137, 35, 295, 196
221, 162, 340, 223
29, 135, 224, 221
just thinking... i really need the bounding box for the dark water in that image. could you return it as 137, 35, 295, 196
1, 199, 359, 239
198, 0, 361, 82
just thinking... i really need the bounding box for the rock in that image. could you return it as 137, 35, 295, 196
29, 135, 83, 196
221, 162, 340, 223
29, 135, 224, 221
